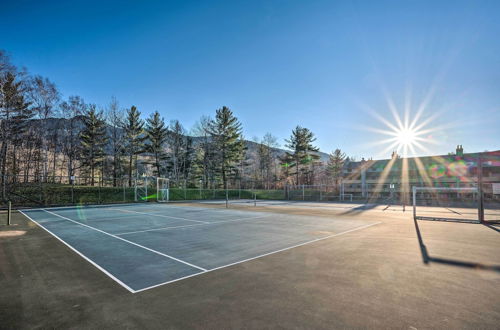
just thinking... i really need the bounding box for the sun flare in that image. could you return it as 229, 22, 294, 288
362, 102, 442, 158
396, 127, 417, 146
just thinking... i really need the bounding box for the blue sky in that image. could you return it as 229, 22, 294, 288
1, 0, 499, 159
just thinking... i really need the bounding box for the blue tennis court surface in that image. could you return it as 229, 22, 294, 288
21, 203, 379, 293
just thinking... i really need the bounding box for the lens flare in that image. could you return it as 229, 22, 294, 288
360, 100, 442, 158
396, 127, 416, 146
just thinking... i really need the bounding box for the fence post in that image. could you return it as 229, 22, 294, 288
39, 178, 43, 205
134, 178, 138, 202
478, 156, 484, 223
412, 186, 417, 220
1, 174, 5, 201
7, 201, 11, 225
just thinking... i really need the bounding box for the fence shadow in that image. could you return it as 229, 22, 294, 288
413, 217, 500, 272
483, 222, 500, 233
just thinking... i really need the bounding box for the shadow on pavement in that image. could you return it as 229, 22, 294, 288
483, 222, 500, 233
413, 217, 500, 272
339, 203, 380, 216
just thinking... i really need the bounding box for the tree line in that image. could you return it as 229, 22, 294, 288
0, 50, 349, 195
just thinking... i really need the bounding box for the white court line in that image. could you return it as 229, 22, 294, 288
40, 209, 207, 272
19, 210, 136, 293
115, 215, 273, 236
116, 223, 206, 235
108, 208, 209, 224
134, 221, 381, 293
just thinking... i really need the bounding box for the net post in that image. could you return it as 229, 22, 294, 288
225, 189, 228, 208
412, 186, 417, 220
254, 192, 257, 207
7, 201, 11, 225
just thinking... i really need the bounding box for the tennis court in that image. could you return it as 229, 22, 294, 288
20, 203, 379, 293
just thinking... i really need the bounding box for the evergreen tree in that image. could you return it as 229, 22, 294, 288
0, 72, 32, 196
208, 106, 244, 190
145, 111, 168, 177
80, 105, 108, 186
124, 106, 145, 186
327, 148, 346, 188
283, 126, 319, 185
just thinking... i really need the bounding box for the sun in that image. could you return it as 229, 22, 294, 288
361, 103, 440, 158
385, 123, 424, 156
396, 127, 417, 146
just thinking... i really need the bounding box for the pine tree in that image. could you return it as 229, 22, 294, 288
124, 106, 145, 186
0, 72, 32, 196
283, 126, 319, 185
80, 105, 108, 186
327, 148, 346, 189
208, 106, 244, 190
145, 111, 168, 177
